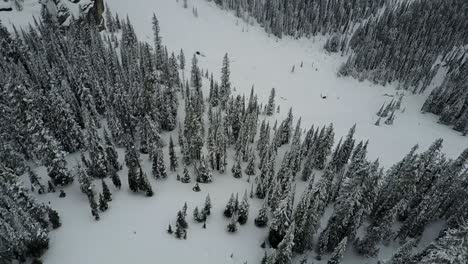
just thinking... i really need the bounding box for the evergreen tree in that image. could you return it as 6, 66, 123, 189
28, 169, 46, 194
266, 88, 276, 116
270, 224, 295, 264
102, 180, 112, 202
220, 53, 231, 108
48, 209, 61, 229
179, 49, 185, 70
416, 223, 468, 264
384, 239, 416, 264
203, 194, 212, 216
227, 213, 238, 233
232, 160, 243, 178
255, 202, 269, 228
224, 193, 237, 218
196, 156, 213, 183
181, 167, 191, 183
152, 145, 168, 179
328, 237, 347, 264
244, 153, 256, 176
176, 210, 188, 229
99, 193, 109, 212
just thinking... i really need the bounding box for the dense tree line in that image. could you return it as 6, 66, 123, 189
209, 0, 468, 133
336, 0, 468, 132
208, 0, 386, 38
1, 3, 467, 264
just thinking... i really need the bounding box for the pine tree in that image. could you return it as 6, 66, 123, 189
224, 193, 237, 218
176, 210, 188, 229
220, 53, 231, 108
109, 166, 122, 190
270, 224, 295, 264
384, 239, 416, 264
99, 193, 109, 212
179, 49, 185, 70
203, 194, 212, 216
105, 3, 115, 32
138, 168, 154, 197
196, 156, 213, 183
417, 222, 468, 264
169, 136, 178, 171
328, 237, 347, 264
167, 224, 173, 234
181, 167, 191, 183
227, 213, 238, 233
152, 145, 168, 179
102, 180, 112, 202
28, 169, 46, 194
266, 88, 276, 116
255, 202, 269, 227
237, 191, 250, 225
244, 153, 256, 176
48, 209, 61, 229
232, 160, 243, 178
269, 195, 293, 248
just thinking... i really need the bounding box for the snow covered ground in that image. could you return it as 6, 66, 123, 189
3, 0, 467, 263
108, 0, 466, 168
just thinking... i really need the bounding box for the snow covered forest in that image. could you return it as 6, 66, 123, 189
0, 0, 467, 264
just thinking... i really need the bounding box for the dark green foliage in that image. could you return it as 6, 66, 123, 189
48, 209, 61, 229
254, 203, 269, 228
102, 180, 112, 202
181, 167, 191, 183
99, 193, 109, 212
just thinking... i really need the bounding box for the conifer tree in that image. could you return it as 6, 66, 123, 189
232, 160, 243, 178
176, 210, 188, 229
102, 180, 112, 202
109, 166, 122, 190
220, 53, 231, 108
152, 145, 167, 179
224, 193, 237, 218
28, 169, 46, 194
204, 194, 212, 216
266, 88, 276, 116
255, 202, 269, 227
179, 49, 185, 70
181, 167, 191, 183
48, 209, 61, 229
384, 239, 416, 264
244, 153, 256, 176
270, 224, 295, 264
227, 213, 238, 233
99, 193, 109, 212
328, 237, 347, 264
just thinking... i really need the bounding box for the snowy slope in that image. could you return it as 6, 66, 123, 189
110, 0, 466, 168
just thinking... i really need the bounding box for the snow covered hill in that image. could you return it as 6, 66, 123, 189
109, 0, 466, 167
0, 0, 100, 29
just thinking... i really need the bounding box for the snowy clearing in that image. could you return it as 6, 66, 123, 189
2, 1, 467, 264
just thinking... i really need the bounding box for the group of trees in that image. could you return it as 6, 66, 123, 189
209, 0, 468, 133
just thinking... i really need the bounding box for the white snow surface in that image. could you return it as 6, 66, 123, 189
3, 0, 467, 263
109, 0, 466, 168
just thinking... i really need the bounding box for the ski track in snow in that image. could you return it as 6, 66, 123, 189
2, 0, 466, 263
